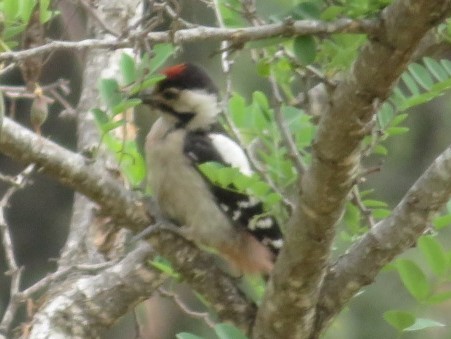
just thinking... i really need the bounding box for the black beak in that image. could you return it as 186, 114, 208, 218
137, 88, 156, 106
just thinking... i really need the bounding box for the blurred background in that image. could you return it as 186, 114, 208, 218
1, 0, 451, 338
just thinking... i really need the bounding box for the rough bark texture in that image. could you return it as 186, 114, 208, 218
29, 243, 164, 338
253, 0, 451, 338
315, 146, 451, 336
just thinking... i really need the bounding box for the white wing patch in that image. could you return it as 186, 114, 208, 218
208, 133, 253, 175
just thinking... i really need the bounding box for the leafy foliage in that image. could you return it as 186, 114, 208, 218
0, 0, 54, 51
91, 44, 174, 187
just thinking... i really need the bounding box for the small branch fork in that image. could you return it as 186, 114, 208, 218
0, 79, 75, 117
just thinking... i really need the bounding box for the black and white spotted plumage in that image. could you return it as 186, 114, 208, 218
183, 130, 283, 255
142, 63, 283, 274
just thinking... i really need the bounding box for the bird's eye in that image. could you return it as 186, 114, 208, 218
161, 89, 180, 100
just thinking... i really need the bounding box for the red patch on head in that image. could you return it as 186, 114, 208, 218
161, 64, 187, 78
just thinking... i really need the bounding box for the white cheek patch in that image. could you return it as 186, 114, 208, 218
174, 90, 220, 129
208, 134, 253, 176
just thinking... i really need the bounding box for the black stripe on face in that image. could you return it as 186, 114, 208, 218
156, 102, 195, 127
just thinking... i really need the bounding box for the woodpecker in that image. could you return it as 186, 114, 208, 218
141, 63, 283, 274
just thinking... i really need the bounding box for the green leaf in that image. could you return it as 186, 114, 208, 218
218, 0, 244, 27
344, 203, 361, 233
250, 181, 270, 196
418, 235, 447, 277
198, 162, 221, 183
4, 0, 19, 21
383, 310, 415, 331
19, 0, 35, 23
3, 24, 27, 40
120, 53, 137, 85
176, 333, 205, 339
390, 113, 408, 127
373, 144, 388, 156
440, 59, 451, 74
401, 72, 420, 95
321, 6, 344, 20
377, 103, 394, 129
117, 141, 146, 186
391, 87, 407, 107
148, 43, 175, 73
293, 35, 316, 65
385, 127, 409, 136
372, 208, 391, 219
398, 92, 438, 111
214, 323, 248, 339
256, 60, 271, 78
252, 91, 270, 111
229, 93, 247, 127
149, 256, 179, 279
250, 92, 270, 130
111, 98, 142, 116
396, 259, 430, 301
363, 200, 388, 208
39, 0, 51, 23
216, 167, 237, 187
408, 63, 433, 90
404, 318, 445, 331
427, 290, 451, 304
39, 9, 54, 24
99, 79, 122, 109
129, 74, 165, 95
423, 57, 447, 81
290, 2, 321, 20
102, 119, 125, 133
433, 214, 451, 229
91, 108, 109, 125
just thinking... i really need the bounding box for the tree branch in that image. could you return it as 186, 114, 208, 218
29, 242, 163, 338
0, 118, 150, 230
314, 146, 451, 336
0, 18, 377, 62
0, 116, 255, 333
254, 0, 451, 338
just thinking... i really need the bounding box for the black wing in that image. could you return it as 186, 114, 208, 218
183, 130, 283, 254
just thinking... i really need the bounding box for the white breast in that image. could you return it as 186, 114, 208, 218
145, 120, 236, 247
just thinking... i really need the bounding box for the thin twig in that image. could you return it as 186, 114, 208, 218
0, 164, 36, 336
18, 261, 118, 300
0, 79, 70, 97
268, 74, 306, 175
154, 1, 197, 28
0, 18, 378, 62
158, 287, 216, 328
48, 88, 77, 117
351, 186, 375, 228
77, 0, 120, 36
0, 173, 18, 186
0, 64, 16, 77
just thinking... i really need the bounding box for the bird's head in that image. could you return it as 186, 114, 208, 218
140, 63, 220, 130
